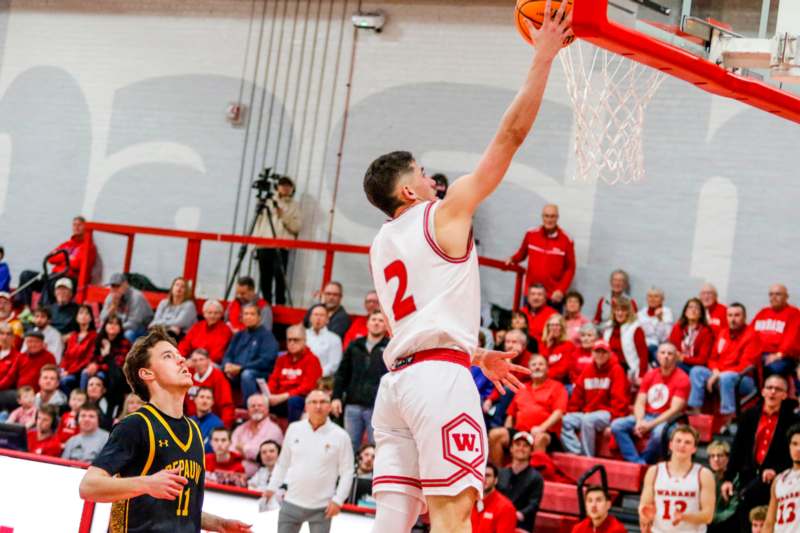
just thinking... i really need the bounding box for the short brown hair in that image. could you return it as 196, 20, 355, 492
670, 424, 700, 445
363, 151, 414, 217
749, 505, 768, 523
40, 364, 59, 377
123, 326, 178, 401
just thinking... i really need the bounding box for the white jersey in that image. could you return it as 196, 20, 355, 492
774, 468, 800, 533
653, 462, 706, 533
369, 200, 480, 368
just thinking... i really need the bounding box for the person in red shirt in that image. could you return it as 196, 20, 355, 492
594, 269, 637, 326
603, 296, 648, 385
179, 299, 233, 365
57, 388, 88, 443
482, 329, 533, 429
751, 283, 800, 378
48, 216, 97, 280
488, 354, 567, 465
521, 284, 557, 343
571, 323, 598, 383
610, 342, 689, 464
506, 204, 576, 308
0, 330, 57, 393
0, 322, 23, 411
59, 304, 98, 393
27, 404, 63, 457
669, 297, 714, 371
342, 290, 380, 350
471, 463, 517, 533
561, 340, 628, 457
699, 283, 727, 336
268, 324, 323, 422
571, 486, 626, 533
540, 313, 575, 384
225, 276, 270, 333
205, 427, 247, 487
688, 303, 761, 421
184, 348, 235, 427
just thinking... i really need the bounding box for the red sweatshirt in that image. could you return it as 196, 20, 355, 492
668, 323, 713, 367
48, 234, 96, 279
0, 349, 56, 391
0, 349, 21, 390
185, 366, 235, 427
510, 226, 576, 297
568, 360, 628, 418
57, 411, 79, 443
705, 302, 728, 336
541, 341, 575, 384
751, 305, 800, 357
268, 347, 323, 397
470, 489, 517, 533
342, 316, 367, 350
709, 326, 762, 373
522, 305, 557, 342
179, 320, 233, 364
571, 515, 627, 533
60, 331, 98, 375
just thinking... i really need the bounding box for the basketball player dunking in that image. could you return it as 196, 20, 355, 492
639, 425, 715, 533
79, 327, 251, 533
363, 2, 572, 531
763, 424, 800, 532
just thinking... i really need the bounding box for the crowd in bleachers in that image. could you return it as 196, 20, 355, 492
2, 202, 800, 532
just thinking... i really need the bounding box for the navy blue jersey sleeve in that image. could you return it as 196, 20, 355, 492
91, 413, 149, 476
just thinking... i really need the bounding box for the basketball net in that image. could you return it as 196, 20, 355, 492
560, 40, 665, 185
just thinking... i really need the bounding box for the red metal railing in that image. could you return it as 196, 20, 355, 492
77, 221, 524, 315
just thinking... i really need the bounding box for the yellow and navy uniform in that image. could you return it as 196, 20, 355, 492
91, 404, 206, 533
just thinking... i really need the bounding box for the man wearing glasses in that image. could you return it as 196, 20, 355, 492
721, 374, 800, 527
303, 282, 351, 340
267, 324, 323, 422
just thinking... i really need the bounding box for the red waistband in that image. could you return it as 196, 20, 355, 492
391, 348, 471, 372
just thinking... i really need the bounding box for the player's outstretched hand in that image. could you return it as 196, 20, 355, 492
526, 0, 573, 62
478, 348, 531, 395
142, 467, 187, 500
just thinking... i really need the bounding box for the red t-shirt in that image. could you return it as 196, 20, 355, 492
571, 515, 627, 533
471, 489, 518, 533
56, 411, 80, 443
541, 341, 575, 384
507, 379, 568, 436
179, 320, 233, 364
640, 367, 690, 416
755, 409, 779, 465
185, 366, 236, 427
522, 306, 557, 342
27, 430, 63, 457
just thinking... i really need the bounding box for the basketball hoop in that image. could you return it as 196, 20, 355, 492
560, 40, 665, 185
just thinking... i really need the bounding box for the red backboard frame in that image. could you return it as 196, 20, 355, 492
572, 0, 800, 124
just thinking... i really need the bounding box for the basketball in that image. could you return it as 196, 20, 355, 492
515, 0, 574, 45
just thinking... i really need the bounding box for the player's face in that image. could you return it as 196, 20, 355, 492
401, 161, 437, 204
366, 313, 387, 337
211, 431, 230, 454
194, 391, 214, 413
148, 341, 193, 391
39, 371, 59, 393
78, 410, 99, 433
669, 431, 697, 459
789, 434, 800, 464
585, 491, 611, 521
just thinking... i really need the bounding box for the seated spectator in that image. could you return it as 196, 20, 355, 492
88, 314, 131, 409
59, 304, 97, 393
232, 393, 284, 476
0, 291, 23, 341
99, 273, 154, 342
149, 276, 197, 338
482, 329, 533, 430
707, 440, 738, 531
332, 310, 389, 451
749, 506, 767, 533
27, 404, 63, 457
342, 290, 380, 349
488, 354, 567, 465
509, 311, 538, 353
306, 304, 343, 377
669, 297, 714, 372
47, 278, 79, 335
561, 340, 627, 456
226, 276, 272, 333
563, 290, 590, 344
610, 342, 689, 464
521, 284, 557, 343
205, 427, 247, 487
267, 324, 322, 422
185, 348, 235, 427
637, 287, 674, 361
571, 486, 626, 533
471, 462, 517, 533
0, 323, 23, 411
688, 303, 759, 425
700, 282, 728, 336
190, 387, 224, 453
3, 329, 57, 393
86, 376, 113, 430
24, 306, 64, 363
603, 296, 648, 385
0, 245, 9, 292
114, 392, 143, 425
57, 388, 87, 443
222, 303, 279, 404
496, 431, 544, 531
178, 299, 232, 365
540, 313, 575, 384
35, 364, 67, 409
594, 269, 637, 328
751, 283, 800, 378
348, 443, 376, 506
303, 281, 351, 340
248, 440, 281, 491
7, 386, 36, 428
571, 323, 614, 383
61, 403, 109, 462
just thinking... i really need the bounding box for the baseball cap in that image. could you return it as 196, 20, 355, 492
512, 431, 534, 446
24, 329, 45, 340
0, 291, 10, 301
592, 340, 611, 352
54, 278, 73, 290
108, 273, 126, 286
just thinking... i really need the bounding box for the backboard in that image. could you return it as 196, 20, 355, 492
571, 0, 800, 123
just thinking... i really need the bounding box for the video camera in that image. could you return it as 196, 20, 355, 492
251, 167, 280, 202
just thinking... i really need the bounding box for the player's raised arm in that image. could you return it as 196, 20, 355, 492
638, 465, 657, 533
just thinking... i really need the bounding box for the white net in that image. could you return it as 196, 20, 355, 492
560, 40, 665, 185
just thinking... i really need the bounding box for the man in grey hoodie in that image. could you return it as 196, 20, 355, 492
99, 273, 154, 343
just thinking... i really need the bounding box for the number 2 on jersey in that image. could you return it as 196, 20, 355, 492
384, 260, 417, 320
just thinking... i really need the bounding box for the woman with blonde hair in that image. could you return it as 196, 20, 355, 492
603, 296, 648, 384
114, 392, 144, 425
541, 313, 575, 384
149, 276, 197, 337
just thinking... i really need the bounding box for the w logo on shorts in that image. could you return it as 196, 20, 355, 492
441, 413, 486, 481
452, 433, 477, 452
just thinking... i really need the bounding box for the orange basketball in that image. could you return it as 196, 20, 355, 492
515, 0, 574, 46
